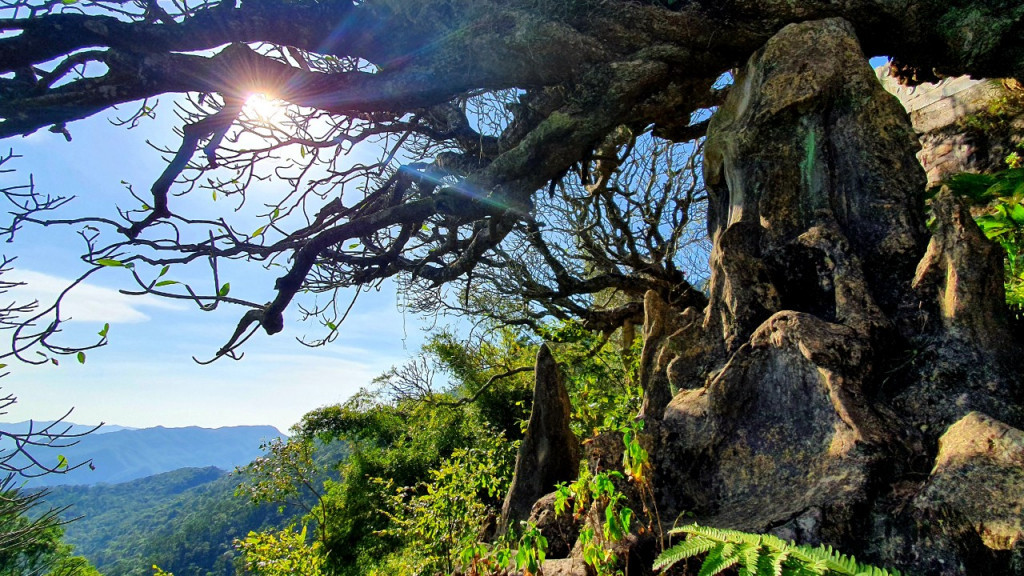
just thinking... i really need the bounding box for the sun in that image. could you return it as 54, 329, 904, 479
242, 92, 286, 125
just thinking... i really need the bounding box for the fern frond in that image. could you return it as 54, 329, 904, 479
756, 548, 788, 576
655, 523, 902, 576
653, 536, 717, 570
698, 543, 739, 576
737, 542, 760, 576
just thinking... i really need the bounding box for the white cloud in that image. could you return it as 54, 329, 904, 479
5, 269, 185, 324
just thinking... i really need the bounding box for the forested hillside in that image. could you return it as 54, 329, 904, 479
37, 438, 347, 576
43, 467, 297, 576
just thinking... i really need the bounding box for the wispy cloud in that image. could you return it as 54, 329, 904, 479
5, 269, 185, 324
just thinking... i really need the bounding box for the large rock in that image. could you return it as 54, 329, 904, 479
899, 188, 1024, 432
876, 412, 1024, 575
498, 344, 580, 534
702, 17, 927, 341
655, 18, 916, 545
649, 17, 1021, 574
878, 68, 1024, 187
925, 413, 1024, 554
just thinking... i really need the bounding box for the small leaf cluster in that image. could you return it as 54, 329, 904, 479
554, 466, 634, 576
653, 524, 902, 576
234, 526, 326, 576
515, 522, 548, 576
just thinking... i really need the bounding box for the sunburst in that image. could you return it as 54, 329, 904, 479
242, 92, 286, 126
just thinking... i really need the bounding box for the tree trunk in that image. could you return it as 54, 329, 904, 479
646, 17, 1024, 575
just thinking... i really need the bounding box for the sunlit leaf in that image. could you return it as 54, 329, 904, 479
96, 258, 124, 267
77, 351, 86, 364
219, 283, 231, 297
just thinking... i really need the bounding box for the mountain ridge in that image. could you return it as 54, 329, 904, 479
1, 422, 283, 487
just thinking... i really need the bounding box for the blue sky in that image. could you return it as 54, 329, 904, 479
0, 101, 432, 433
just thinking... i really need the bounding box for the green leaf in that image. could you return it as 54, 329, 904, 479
619, 507, 633, 533
158, 265, 169, 277
252, 226, 265, 237
300, 146, 307, 158
77, 351, 86, 364
61, 0, 78, 4
155, 280, 179, 287
348, 243, 360, 249
98, 323, 109, 338
57, 455, 68, 470
1010, 203, 1024, 226
96, 258, 124, 267
219, 283, 231, 297
326, 322, 337, 331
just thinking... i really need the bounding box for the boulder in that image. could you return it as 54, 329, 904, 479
878, 68, 1024, 187
876, 412, 1024, 575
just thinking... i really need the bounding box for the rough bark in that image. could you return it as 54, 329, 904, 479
638, 17, 1024, 575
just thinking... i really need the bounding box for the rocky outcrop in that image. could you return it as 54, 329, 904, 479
899, 189, 1024, 433
646, 16, 1023, 576
498, 344, 580, 534
879, 68, 1024, 186
511, 16, 1024, 576
655, 16, 920, 532
876, 412, 1024, 575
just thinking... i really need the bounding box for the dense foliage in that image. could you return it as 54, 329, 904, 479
226, 320, 642, 576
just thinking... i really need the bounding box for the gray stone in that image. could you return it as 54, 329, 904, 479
878, 67, 1024, 187
877, 413, 1024, 575
499, 344, 580, 534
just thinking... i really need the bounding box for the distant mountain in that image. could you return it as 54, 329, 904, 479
1, 420, 137, 435
1, 423, 283, 487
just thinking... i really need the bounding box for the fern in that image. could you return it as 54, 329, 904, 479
653, 524, 904, 576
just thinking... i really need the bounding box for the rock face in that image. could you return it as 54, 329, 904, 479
498, 344, 580, 534
646, 17, 1024, 575
889, 412, 1024, 575
878, 68, 1024, 186
516, 16, 1024, 576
